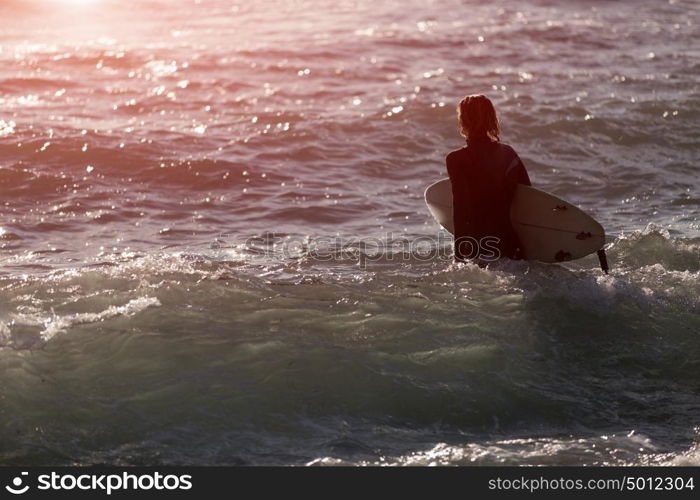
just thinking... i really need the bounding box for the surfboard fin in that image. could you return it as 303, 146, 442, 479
597, 249, 609, 274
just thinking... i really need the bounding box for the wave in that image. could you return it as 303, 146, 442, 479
0, 78, 80, 93
1, 227, 697, 348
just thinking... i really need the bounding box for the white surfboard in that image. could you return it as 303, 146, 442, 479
425, 178, 605, 263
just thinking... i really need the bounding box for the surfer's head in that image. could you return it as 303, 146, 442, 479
457, 94, 500, 142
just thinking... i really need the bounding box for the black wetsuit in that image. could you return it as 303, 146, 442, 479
446, 138, 531, 262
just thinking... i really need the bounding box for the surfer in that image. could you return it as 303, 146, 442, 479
446, 94, 531, 263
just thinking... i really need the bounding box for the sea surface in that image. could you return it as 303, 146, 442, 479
1, 0, 699, 466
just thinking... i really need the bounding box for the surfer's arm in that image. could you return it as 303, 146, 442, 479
509, 155, 531, 187
501, 144, 531, 187
517, 159, 531, 186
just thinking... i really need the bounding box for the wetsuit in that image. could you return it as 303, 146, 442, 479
446, 137, 531, 262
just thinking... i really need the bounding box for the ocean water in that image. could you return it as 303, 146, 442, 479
0, 0, 699, 466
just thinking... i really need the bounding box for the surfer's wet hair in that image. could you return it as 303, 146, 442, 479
457, 94, 500, 142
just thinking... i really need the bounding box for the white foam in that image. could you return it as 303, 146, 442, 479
40, 296, 161, 342
0, 320, 11, 344
663, 443, 700, 466
346, 432, 668, 466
